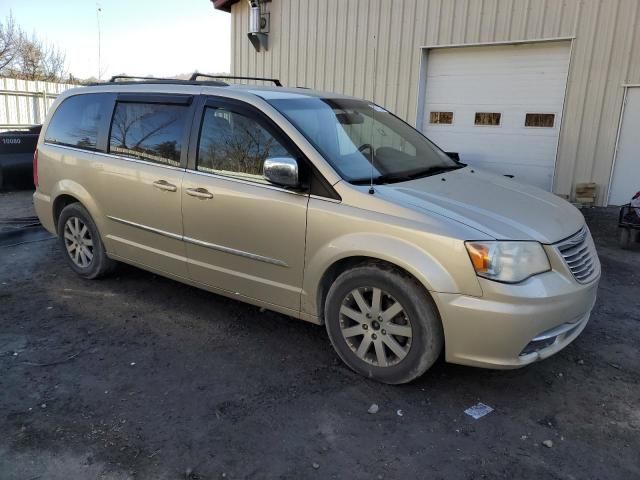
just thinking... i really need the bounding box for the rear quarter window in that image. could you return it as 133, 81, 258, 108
44, 94, 112, 151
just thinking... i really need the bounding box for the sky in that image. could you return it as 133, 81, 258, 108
1, 0, 231, 80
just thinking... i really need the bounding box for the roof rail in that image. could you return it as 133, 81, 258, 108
101, 75, 228, 87
189, 73, 282, 87
109, 75, 174, 82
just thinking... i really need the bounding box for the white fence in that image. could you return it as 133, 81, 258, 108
0, 77, 75, 131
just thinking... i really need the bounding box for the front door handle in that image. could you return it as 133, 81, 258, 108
153, 180, 177, 192
186, 187, 214, 199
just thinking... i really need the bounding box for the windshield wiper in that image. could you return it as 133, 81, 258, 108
403, 164, 464, 180
349, 164, 464, 185
349, 173, 411, 185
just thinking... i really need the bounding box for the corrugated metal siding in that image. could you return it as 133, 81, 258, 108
0, 77, 73, 130
229, 0, 640, 205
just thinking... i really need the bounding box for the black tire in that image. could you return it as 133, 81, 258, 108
619, 228, 631, 249
324, 263, 443, 384
57, 203, 116, 279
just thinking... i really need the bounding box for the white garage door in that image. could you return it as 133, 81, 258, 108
608, 88, 640, 205
421, 42, 571, 190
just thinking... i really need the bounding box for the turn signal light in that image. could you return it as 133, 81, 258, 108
465, 242, 492, 273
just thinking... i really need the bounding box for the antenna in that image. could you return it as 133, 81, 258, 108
369, 34, 377, 195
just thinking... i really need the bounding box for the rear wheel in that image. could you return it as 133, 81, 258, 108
57, 203, 116, 279
324, 263, 443, 384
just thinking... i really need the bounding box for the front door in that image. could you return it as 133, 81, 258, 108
100, 94, 194, 277
181, 97, 308, 311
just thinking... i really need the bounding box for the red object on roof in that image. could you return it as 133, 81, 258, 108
211, 0, 238, 12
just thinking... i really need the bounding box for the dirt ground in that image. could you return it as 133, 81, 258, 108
0, 189, 638, 480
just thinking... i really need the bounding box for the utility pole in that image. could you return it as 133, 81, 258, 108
96, 3, 102, 80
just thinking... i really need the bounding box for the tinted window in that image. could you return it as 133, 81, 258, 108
197, 107, 290, 183
45, 93, 112, 150
109, 102, 188, 167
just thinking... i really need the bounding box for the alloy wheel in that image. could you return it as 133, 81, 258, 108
339, 287, 413, 367
63, 217, 94, 268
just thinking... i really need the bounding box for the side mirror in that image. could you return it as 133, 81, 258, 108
263, 157, 299, 188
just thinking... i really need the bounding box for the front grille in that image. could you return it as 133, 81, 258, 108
556, 226, 597, 283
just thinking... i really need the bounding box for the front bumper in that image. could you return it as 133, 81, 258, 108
432, 270, 599, 369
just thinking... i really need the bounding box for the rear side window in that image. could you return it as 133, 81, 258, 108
109, 102, 188, 167
45, 94, 112, 151
197, 106, 291, 183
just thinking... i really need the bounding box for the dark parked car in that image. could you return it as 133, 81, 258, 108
0, 125, 41, 190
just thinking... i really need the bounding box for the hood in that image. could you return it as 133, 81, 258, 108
374, 167, 584, 243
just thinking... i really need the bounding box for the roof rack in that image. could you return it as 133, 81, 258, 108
109, 75, 174, 82
90, 74, 283, 88
99, 75, 228, 87
189, 73, 282, 87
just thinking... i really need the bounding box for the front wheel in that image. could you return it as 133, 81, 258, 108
324, 264, 443, 384
57, 203, 116, 279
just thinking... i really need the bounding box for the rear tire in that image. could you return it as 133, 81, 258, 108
324, 263, 443, 384
57, 203, 116, 279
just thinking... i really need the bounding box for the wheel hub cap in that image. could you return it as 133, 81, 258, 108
63, 217, 94, 268
339, 287, 413, 367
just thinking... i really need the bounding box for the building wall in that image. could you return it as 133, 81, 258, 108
229, 0, 640, 205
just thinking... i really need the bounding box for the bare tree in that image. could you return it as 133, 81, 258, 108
42, 44, 66, 81
16, 34, 44, 80
14, 34, 66, 81
0, 12, 22, 74
0, 12, 67, 82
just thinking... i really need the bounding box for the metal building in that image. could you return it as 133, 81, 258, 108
213, 0, 640, 206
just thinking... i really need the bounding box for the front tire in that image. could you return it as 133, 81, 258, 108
57, 203, 116, 279
324, 263, 443, 384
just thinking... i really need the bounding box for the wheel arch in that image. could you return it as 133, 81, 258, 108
304, 233, 463, 322
50, 180, 105, 234
53, 194, 81, 228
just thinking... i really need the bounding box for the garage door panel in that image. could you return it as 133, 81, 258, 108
426, 77, 568, 106
426, 106, 560, 136
421, 42, 570, 191
426, 43, 571, 75
428, 131, 559, 167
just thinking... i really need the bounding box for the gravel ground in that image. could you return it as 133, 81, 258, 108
0, 189, 638, 479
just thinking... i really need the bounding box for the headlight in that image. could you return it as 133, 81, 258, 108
465, 241, 550, 283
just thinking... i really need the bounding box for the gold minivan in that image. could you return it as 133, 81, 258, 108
33, 77, 600, 384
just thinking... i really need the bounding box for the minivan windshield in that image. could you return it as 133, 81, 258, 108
267, 97, 462, 184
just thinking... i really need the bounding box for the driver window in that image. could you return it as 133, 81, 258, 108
197, 107, 290, 184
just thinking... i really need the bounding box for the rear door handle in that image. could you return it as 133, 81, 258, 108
153, 180, 177, 192
185, 187, 214, 199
